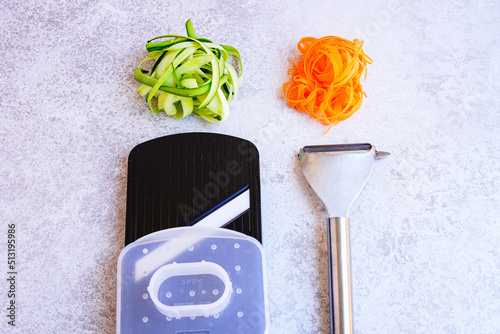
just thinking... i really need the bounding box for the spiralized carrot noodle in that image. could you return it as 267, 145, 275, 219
282, 36, 372, 132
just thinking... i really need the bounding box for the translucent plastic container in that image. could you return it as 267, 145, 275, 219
117, 227, 269, 334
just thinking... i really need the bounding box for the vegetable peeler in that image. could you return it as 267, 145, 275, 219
298, 143, 389, 334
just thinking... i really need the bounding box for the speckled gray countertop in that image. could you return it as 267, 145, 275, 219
1, 1, 499, 333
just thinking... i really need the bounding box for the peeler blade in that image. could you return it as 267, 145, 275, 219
298, 143, 377, 217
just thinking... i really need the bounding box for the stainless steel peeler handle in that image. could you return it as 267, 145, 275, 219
327, 217, 353, 334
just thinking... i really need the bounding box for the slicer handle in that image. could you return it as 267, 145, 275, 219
327, 217, 353, 334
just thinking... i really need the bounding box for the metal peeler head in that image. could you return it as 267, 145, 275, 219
298, 143, 389, 217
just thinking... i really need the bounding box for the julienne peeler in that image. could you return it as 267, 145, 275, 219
298, 143, 389, 334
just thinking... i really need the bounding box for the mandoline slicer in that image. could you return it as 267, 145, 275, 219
117, 133, 268, 334
124, 132, 262, 244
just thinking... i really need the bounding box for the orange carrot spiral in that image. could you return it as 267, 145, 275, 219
283, 36, 372, 131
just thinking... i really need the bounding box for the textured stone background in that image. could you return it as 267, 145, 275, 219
1, 0, 499, 333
